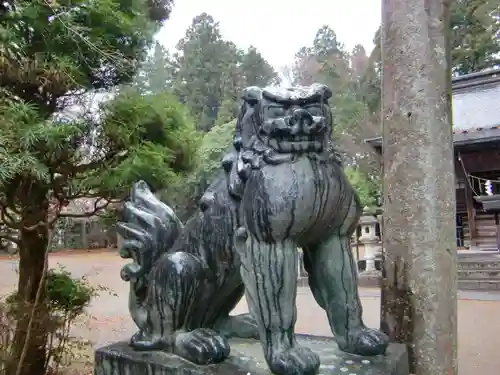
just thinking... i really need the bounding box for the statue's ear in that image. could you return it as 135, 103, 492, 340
241, 86, 262, 105
313, 83, 333, 101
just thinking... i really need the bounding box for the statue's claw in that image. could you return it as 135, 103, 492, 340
338, 327, 389, 356
174, 328, 230, 365
267, 346, 320, 375
129, 330, 162, 351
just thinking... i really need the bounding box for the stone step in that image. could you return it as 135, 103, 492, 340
458, 269, 500, 279
459, 262, 500, 270
458, 256, 500, 270
458, 279, 500, 291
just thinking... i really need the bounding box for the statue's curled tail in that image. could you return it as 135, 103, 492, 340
116, 181, 183, 329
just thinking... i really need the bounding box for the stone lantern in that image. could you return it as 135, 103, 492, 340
358, 208, 382, 273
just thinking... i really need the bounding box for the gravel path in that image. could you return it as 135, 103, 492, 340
1, 251, 499, 375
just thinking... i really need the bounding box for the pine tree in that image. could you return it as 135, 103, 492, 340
241, 46, 278, 87
0, 2, 198, 374
135, 42, 175, 94
172, 13, 232, 131
170, 14, 278, 131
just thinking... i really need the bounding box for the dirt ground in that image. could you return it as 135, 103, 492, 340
1, 251, 499, 375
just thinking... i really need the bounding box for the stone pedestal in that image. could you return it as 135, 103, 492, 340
95, 335, 409, 375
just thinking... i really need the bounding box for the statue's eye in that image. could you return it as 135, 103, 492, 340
266, 106, 286, 118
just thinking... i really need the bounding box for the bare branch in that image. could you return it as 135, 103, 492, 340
58, 197, 114, 218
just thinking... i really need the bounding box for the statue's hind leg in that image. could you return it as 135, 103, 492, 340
212, 283, 260, 340
133, 251, 230, 365
302, 198, 389, 356
235, 229, 320, 375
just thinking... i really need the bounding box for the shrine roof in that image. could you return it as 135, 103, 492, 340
365, 68, 500, 150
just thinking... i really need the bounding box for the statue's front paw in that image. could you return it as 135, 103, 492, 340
174, 328, 230, 365
338, 327, 389, 356
267, 346, 320, 375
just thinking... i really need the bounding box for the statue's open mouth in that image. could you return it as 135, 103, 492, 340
266, 137, 324, 153
259, 116, 326, 153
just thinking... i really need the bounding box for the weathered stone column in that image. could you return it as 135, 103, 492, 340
381, 0, 457, 374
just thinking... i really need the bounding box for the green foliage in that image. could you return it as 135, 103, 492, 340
451, 0, 500, 75
44, 268, 96, 316
331, 89, 369, 136
369, 2, 500, 79
142, 13, 278, 132
160, 120, 235, 220
0, 88, 197, 226
197, 120, 236, 176
97, 207, 120, 230
133, 14, 278, 133
0, 0, 172, 113
95, 89, 199, 192
0, 0, 188, 227
345, 167, 380, 209
1, 267, 107, 373
0, 2, 191, 372
170, 13, 235, 131
240, 46, 278, 87
293, 25, 381, 181
214, 97, 238, 126
6, 267, 101, 318
313, 25, 343, 59
134, 42, 175, 94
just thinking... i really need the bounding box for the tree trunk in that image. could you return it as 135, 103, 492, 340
380, 1, 457, 375
9, 188, 50, 375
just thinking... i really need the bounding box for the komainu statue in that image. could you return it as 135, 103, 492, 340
117, 84, 389, 375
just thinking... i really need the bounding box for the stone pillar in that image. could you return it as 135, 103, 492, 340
381, 0, 457, 373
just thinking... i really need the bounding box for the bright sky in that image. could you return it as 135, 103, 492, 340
156, 0, 381, 69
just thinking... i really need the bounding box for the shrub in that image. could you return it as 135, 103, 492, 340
1, 268, 107, 374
